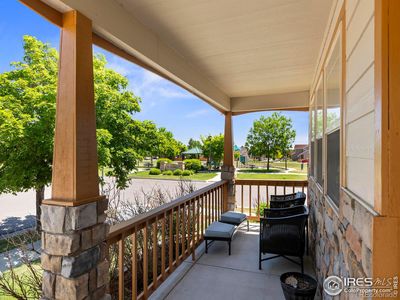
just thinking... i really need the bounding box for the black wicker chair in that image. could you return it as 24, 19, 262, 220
269, 192, 306, 208
259, 205, 309, 273
269, 192, 309, 254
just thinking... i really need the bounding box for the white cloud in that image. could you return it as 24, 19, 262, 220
185, 109, 211, 118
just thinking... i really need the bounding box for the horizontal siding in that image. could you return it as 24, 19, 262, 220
345, 1, 375, 206
346, 65, 374, 123
346, 111, 374, 159
346, 0, 374, 56
346, 17, 374, 90
346, 157, 374, 206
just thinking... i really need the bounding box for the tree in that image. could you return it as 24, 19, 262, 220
156, 127, 186, 159
201, 134, 224, 169
245, 112, 296, 171
0, 36, 142, 230
187, 138, 202, 149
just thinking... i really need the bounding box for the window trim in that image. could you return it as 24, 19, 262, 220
315, 73, 324, 189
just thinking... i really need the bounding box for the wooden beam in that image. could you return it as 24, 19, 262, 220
230, 91, 309, 114
223, 112, 234, 167
44, 10, 101, 205
19, 0, 63, 27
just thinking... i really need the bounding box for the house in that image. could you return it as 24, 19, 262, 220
291, 144, 309, 161
17, 0, 400, 299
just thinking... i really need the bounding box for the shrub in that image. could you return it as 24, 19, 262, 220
156, 158, 172, 169
182, 170, 193, 176
173, 169, 183, 176
162, 170, 173, 176
258, 201, 269, 216
149, 168, 161, 175
183, 159, 201, 172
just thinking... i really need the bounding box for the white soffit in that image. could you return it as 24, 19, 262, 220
115, 0, 333, 98
43, 0, 333, 112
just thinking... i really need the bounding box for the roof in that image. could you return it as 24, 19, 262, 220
294, 144, 308, 150
182, 147, 203, 155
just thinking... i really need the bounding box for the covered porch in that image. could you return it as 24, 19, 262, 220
16, 0, 400, 299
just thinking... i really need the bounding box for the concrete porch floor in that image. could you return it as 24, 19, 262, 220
151, 223, 315, 300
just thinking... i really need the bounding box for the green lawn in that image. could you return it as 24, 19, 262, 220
236, 173, 307, 180
0, 260, 42, 299
130, 171, 218, 181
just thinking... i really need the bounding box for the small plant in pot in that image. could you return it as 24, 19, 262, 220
280, 272, 317, 300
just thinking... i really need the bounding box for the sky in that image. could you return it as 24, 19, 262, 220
0, 0, 308, 147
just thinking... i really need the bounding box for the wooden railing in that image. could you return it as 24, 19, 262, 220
106, 180, 228, 300
235, 179, 308, 220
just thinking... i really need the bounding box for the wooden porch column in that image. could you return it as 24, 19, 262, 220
221, 112, 236, 211
40, 11, 109, 300
372, 0, 400, 283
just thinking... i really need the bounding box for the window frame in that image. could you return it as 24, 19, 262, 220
315, 74, 324, 189
323, 23, 343, 208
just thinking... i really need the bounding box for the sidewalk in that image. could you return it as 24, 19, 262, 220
0, 240, 41, 272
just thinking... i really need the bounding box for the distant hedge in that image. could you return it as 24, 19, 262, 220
162, 170, 173, 175
173, 169, 183, 176
184, 159, 201, 172
182, 170, 193, 176
149, 168, 161, 175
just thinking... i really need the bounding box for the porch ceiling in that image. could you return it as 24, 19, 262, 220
38, 0, 333, 113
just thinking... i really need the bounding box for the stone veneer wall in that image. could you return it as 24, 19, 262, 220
40, 199, 110, 300
308, 179, 374, 298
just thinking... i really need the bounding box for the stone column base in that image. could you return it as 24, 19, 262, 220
40, 198, 110, 300
221, 165, 236, 211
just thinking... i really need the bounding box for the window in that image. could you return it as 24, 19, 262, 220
325, 32, 341, 206
315, 78, 324, 186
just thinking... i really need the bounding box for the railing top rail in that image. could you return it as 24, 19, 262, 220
235, 179, 308, 186
107, 180, 227, 242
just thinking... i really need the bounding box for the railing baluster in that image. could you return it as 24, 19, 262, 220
118, 238, 124, 300
161, 212, 166, 280
168, 210, 173, 272
207, 192, 211, 226
211, 188, 215, 222
266, 183, 269, 208
152, 219, 158, 289
176, 206, 180, 264
284, 181, 286, 194
131, 228, 137, 300
201, 195, 204, 238
182, 204, 186, 256
191, 198, 196, 260
257, 185, 260, 217
241, 184, 244, 213
249, 184, 252, 217
274, 184, 277, 195
143, 223, 148, 299
196, 196, 200, 243
187, 199, 191, 254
